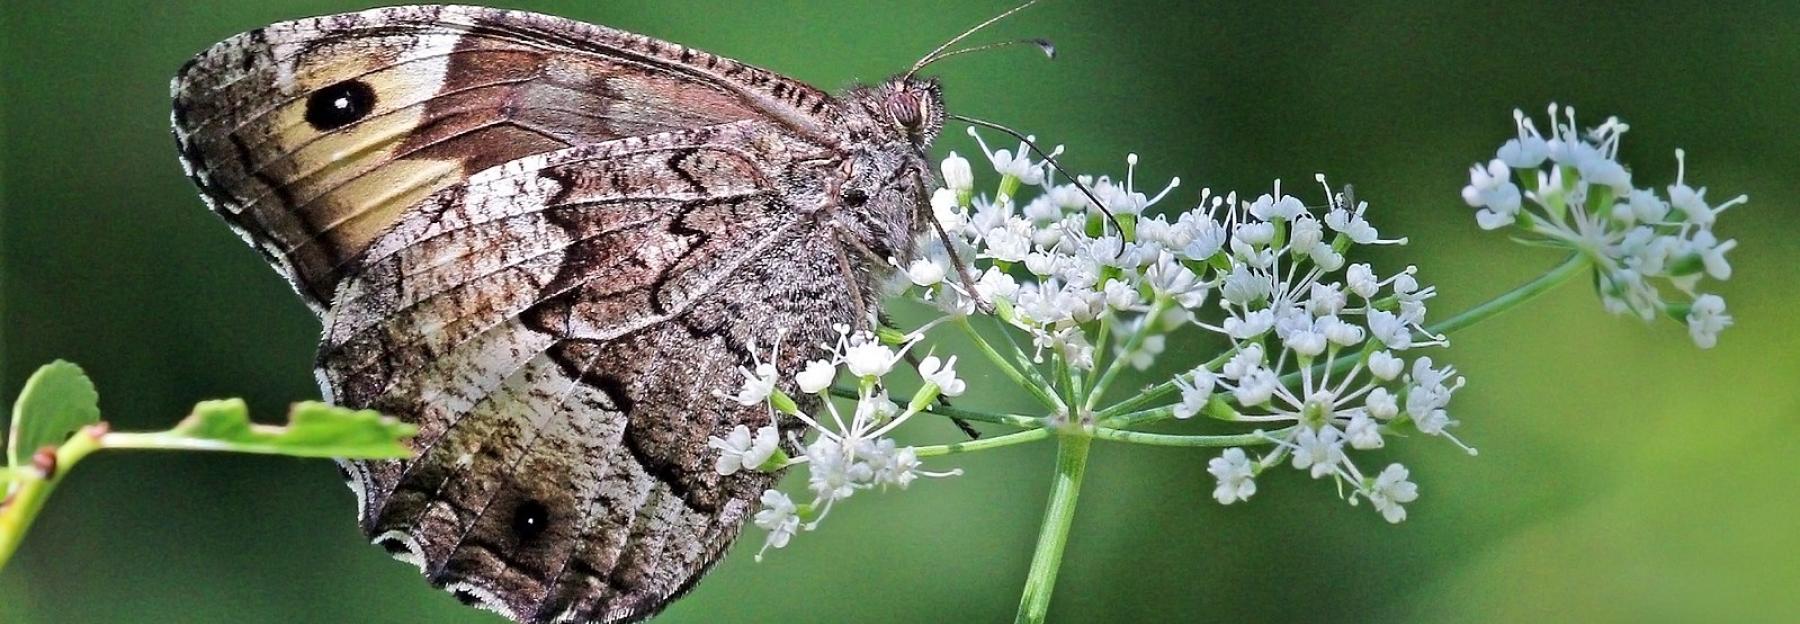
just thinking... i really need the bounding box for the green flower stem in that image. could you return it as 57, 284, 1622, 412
1088, 314, 1114, 385
991, 319, 1071, 412
1015, 432, 1091, 624
913, 428, 1051, 458
1095, 345, 1240, 420
1085, 298, 1169, 411
1100, 406, 1175, 428
956, 318, 1065, 412
1054, 354, 1080, 414
0, 425, 103, 571
1299, 251, 1590, 383
828, 385, 1043, 429
1426, 251, 1588, 336
1091, 426, 1294, 448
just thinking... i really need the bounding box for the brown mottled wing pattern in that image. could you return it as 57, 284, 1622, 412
320, 122, 856, 623
170, 6, 869, 623
170, 5, 834, 311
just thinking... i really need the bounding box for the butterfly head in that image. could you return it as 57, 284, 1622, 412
875, 76, 945, 148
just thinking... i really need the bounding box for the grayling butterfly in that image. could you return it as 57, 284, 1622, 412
171, 3, 1066, 622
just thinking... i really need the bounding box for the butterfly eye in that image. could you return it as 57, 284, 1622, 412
304, 79, 377, 131
841, 187, 869, 207
886, 92, 922, 129
512, 499, 550, 540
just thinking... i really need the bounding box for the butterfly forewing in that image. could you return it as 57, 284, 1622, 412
171, 5, 835, 310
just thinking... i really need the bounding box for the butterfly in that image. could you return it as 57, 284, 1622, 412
171, 3, 1048, 623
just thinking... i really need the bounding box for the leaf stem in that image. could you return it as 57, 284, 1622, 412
0, 425, 103, 571
1014, 432, 1091, 624
98, 432, 352, 457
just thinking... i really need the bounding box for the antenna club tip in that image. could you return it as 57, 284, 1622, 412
1127, 153, 1139, 165
1031, 38, 1057, 59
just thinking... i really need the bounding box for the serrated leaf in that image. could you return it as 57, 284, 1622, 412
7, 361, 101, 467
169, 399, 415, 459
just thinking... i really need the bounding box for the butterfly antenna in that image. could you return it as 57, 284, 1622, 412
917, 38, 1055, 73
906, 0, 1043, 81
949, 113, 1125, 239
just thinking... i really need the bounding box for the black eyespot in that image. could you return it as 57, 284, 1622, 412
304, 79, 376, 131
512, 499, 549, 540
841, 187, 869, 207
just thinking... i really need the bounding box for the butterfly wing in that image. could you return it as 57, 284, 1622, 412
171, 5, 837, 311
320, 121, 856, 623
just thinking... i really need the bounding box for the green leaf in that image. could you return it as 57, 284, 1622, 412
167, 400, 415, 459
7, 361, 101, 468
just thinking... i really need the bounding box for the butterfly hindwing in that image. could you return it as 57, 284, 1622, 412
319, 123, 857, 623
171, 5, 836, 310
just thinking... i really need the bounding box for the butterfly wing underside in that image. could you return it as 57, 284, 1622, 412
171, 6, 864, 623
170, 5, 836, 311
320, 123, 854, 623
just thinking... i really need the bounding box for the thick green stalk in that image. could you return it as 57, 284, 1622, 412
1015, 433, 1092, 624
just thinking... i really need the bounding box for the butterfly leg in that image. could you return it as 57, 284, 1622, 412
873, 309, 981, 439
908, 169, 993, 314
828, 227, 875, 329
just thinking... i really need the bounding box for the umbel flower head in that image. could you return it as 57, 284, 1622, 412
919, 142, 1469, 522
714, 109, 1744, 599
891, 133, 1468, 526
722, 125, 1507, 557
1462, 104, 1742, 347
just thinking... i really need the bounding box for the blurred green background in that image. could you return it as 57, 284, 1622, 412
4, 1, 1797, 622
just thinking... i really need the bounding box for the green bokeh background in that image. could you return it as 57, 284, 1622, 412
4, 1, 1797, 622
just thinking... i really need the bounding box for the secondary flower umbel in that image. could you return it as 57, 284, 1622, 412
720, 325, 964, 559
1462, 104, 1742, 347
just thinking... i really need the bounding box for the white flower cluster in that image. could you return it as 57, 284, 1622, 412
910, 130, 1469, 523
1462, 104, 1742, 348
711, 325, 964, 559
